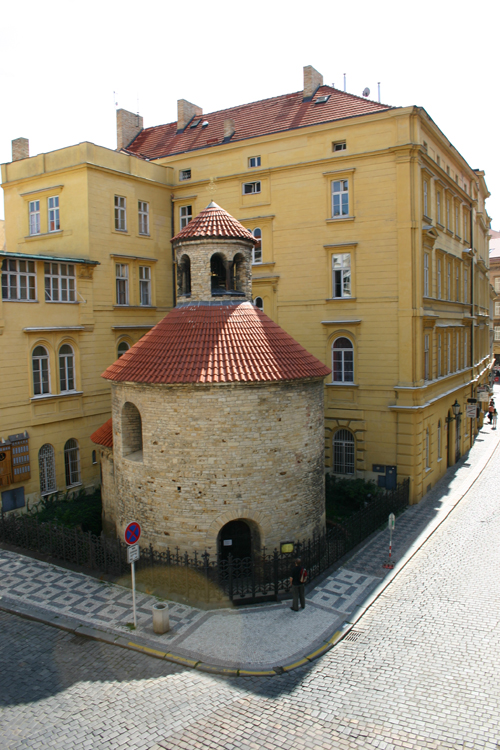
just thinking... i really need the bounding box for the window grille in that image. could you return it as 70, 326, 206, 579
333, 429, 355, 474
39, 444, 56, 495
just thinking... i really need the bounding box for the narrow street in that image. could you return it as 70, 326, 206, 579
2, 429, 500, 749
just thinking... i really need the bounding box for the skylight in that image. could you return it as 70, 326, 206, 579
315, 95, 330, 104
190, 119, 202, 128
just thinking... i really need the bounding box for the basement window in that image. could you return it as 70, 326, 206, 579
242, 181, 261, 195
179, 169, 191, 181
333, 141, 346, 152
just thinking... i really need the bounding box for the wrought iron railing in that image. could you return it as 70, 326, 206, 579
0, 478, 409, 605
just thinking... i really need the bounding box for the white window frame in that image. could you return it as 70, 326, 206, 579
29, 200, 40, 235
180, 205, 192, 229
33, 345, 50, 396
64, 439, 81, 487
138, 201, 149, 235
116, 263, 129, 305
447, 333, 451, 374
447, 262, 451, 300
242, 181, 261, 195
447, 198, 451, 230
252, 228, 262, 264
248, 156, 261, 168
495, 326, 500, 342
495, 278, 500, 294
58, 344, 75, 393
456, 265, 460, 302
495, 302, 500, 317
464, 212, 468, 242
437, 258, 442, 300
332, 253, 351, 298
333, 429, 355, 475
423, 181, 428, 217
455, 205, 459, 236
1, 258, 37, 301
424, 334, 430, 381
464, 330, 468, 368
456, 331, 459, 371
139, 265, 151, 306
332, 336, 354, 383
48, 196, 60, 232
438, 334, 442, 377
437, 192, 441, 225
331, 179, 349, 218
44, 262, 76, 303
464, 269, 469, 303
114, 195, 127, 232
179, 169, 191, 181
423, 253, 429, 297
333, 141, 347, 152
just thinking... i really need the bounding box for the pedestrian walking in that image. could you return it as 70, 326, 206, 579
289, 557, 307, 611
493, 409, 498, 430
488, 400, 495, 424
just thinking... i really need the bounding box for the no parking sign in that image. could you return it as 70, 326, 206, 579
124, 521, 141, 545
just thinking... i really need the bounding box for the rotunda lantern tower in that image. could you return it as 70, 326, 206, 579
173, 201, 255, 303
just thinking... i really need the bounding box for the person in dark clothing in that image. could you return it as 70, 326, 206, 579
289, 558, 306, 611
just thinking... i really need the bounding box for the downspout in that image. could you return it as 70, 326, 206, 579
470, 198, 475, 435
171, 196, 177, 307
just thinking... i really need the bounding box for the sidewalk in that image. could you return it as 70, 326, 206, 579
1, 412, 499, 676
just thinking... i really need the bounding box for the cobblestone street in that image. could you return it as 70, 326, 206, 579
2, 425, 500, 749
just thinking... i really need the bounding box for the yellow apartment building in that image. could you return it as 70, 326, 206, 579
0, 143, 173, 510
1, 65, 492, 512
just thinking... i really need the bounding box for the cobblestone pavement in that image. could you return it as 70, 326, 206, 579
2, 415, 500, 747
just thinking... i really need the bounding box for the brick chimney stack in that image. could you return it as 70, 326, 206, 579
116, 109, 143, 151
12, 138, 29, 162
303, 65, 323, 100
177, 99, 202, 131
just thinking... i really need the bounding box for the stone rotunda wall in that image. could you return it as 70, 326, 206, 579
109, 378, 326, 554
175, 238, 253, 303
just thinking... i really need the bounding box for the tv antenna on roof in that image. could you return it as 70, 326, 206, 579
362, 87, 370, 98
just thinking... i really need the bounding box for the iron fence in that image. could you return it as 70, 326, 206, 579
0, 478, 409, 605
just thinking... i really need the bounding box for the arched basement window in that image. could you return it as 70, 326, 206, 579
333, 429, 355, 475
121, 402, 143, 461
178, 254, 191, 296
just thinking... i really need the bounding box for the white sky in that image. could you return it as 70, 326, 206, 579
1, 0, 499, 228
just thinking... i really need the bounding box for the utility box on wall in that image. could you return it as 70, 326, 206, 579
0, 441, 13, 487
9, 432, 31, 483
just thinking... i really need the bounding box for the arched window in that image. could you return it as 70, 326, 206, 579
117, 341, 130, 358
332, 337, 354, 383
121, 402, 143, 460
39, 444, 56, 495
64, 439, 81, 486
254, 296, 264, 310
33, 345, 50, 395
333, 429, 355, 474
211, 253, 227, 294
59, 344, 75, 392
252, 228, 262, 264
92, 449, 97, 464
232, 253, 246, 292
178, 254, 191, 296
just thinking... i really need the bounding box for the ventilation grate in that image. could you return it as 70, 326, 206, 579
343, 629, 363, 642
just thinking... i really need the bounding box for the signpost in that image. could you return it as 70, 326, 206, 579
124, 522, 141, 627
383, 513, 396, 569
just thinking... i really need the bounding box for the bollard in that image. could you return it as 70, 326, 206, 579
152, 602, 170, 634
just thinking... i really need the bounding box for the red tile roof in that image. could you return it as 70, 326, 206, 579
124, 86, 392, 159
102, 302, 331, 385
172, 202, 256, 243
90, 418, 113, 448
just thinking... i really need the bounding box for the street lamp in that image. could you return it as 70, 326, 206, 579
452, 399, 462, 419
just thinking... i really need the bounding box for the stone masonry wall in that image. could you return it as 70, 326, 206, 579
108, 379, 326, 554
174, 238, 253, 302
100, 447, 117, 536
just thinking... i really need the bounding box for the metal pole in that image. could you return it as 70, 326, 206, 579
388, 526, 393, 563
131, 560, 137, 627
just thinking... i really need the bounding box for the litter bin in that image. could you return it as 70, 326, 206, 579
152, 602, 170, 634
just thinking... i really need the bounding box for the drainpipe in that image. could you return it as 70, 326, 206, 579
171, 196, 177, 307
470, 199, 475, 435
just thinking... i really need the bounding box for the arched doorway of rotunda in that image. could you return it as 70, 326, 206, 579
218, 519, 254, 560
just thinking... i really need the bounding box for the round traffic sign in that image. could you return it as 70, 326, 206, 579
124, 521, 141, 545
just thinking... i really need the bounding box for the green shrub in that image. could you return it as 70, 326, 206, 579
29, 487, 102, 536
325, 476, 383, 521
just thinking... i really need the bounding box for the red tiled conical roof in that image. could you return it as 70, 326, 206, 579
102, 302, 330, 385
172, 202, 255, 244
90, 418, 113, 448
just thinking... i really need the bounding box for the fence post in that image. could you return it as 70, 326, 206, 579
273, 549, 279, 601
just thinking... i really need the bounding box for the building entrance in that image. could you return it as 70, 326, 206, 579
218, 519, 252, 560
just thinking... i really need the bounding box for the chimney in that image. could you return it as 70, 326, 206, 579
116, 109, 143, 151
12, 138, 29, 162
223, 118, 236, 140
303, 65, 323, 100
177, 99, 202, 131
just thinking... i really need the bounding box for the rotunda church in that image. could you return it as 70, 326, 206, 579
92, 202, 330, 558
